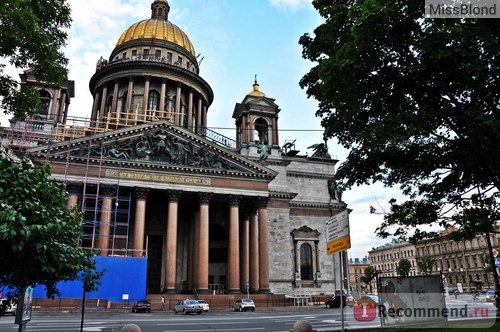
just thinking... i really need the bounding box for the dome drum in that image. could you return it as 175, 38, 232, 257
108, 40, 199, 75
90, 59, 212, 97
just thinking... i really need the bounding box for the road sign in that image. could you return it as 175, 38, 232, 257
326, 210, 351, 254
327, 236, 351, 255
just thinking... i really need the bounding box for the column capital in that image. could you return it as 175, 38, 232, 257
240, 205, 253, 217
229, 195, 242, 206
167, 189, 182, 201
135, 187, 149, 200
100, 184, 116, 197
256, 197, 268, 209
66, 182, 83, 195
198, 192, 212, 204
249, 205, 258, 216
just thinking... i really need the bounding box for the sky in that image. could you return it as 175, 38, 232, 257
0, 0, 402, 259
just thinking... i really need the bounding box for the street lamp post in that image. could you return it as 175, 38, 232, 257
461, 240, 471, 292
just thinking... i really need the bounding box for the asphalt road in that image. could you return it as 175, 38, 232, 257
2, 309, 348, 332
0, 298, 496, 332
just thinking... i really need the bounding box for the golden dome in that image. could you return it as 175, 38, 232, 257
247, 78, 266, 97
116, 19, 196, 57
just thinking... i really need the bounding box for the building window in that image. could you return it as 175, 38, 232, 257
254, 118, 269, 144
38, 89, 51, 119
300, 243, 313, 280
121, 91, 128, 115
106, 96, 113, 113
155, 50, 161, 60
291, 226, 320, 285
148, 90, 160, 111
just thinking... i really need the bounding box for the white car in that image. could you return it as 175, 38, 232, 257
485, 290, 496, 303
173, 299, 203, 315
232, 298, 255, 312
197, 300, 210, 312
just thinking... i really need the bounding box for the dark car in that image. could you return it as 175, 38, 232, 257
0, 298, 17, 316
131, 300, 151, 313
325, 291, 347, 308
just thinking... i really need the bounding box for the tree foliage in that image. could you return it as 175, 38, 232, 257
360, 265, 378, 292
299, 0, 500, 242
417, 256, 437, 275
0, 150, 96, 297
396, 258, 412, 277
0, 0, 71, 119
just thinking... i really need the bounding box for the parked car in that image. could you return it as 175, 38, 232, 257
325, 290, 347, 308
131, 300, 151, 313
173, 299, 203, 315
232, 298, 256, 312
197, 299, 210, 312
0, 298, 17, 316
346, 294, 355, 307
485, 290, 496, 303
354, 294, 379, 308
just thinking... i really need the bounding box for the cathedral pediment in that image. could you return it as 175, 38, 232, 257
28, 121, 277, 179
243, 96, 277, 108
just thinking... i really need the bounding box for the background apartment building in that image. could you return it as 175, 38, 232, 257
369, 242, 418, 277
414, 227, 499, 292
347, 257, 370, 294
360, 227, 499, 293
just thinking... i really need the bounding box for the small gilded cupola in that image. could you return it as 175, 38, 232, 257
248, 79, 266, 97
151, 0, 170, 20
232, 76, 281, 161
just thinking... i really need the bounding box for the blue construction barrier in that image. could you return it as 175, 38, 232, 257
31, 256, 147, 302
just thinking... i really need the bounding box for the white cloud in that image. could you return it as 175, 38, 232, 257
269, 0, 311, 10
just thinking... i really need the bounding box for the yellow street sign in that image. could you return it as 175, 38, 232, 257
327, 235, 351, 255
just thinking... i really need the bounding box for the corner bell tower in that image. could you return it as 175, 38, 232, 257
232, 78, 281, 159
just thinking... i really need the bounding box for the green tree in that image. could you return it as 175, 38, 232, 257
360, 266, 378, 293
0, 0, 71, 119
484, 250, 500, 273
417, 256, 437, 275
0, 149, 97, 298
396, 258, 412, 277
79, 259, 105, 332
299, 0, 500, 312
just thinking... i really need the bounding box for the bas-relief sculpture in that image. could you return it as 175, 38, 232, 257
71, 129, 234, 170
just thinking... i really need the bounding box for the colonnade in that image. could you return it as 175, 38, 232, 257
90, 76, 208, 133
66, 183, 271, 294
47, 87, 69, 124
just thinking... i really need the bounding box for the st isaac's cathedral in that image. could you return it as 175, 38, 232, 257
2, 0, 347, 301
